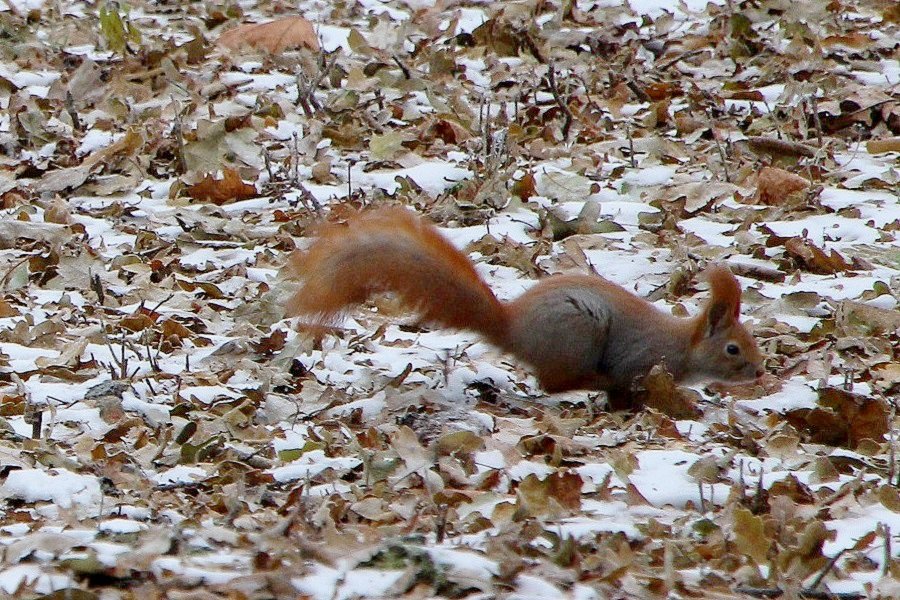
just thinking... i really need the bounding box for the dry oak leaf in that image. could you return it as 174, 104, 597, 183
516, 471, 582, 517
186, 168, 257, 205
745, 136, 816, 159
733, 507, 770, 565
217, 16, 320, 53
0, 299, 19, 317
784, 386, 889, 449
867, 137, 900, 154
35, 128, 145, 193
756, 167, 810, 206
784, 237, 854, 274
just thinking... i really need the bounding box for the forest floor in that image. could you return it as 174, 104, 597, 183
0, 0, 899, 598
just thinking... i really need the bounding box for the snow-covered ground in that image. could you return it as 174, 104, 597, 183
0, 0, 898, 597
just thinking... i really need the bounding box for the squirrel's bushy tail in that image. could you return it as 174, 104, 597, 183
286, 208, 509, 342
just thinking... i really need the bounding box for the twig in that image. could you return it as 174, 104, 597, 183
734, 586, 862, 599
263, 149, 275, 183
656, 48, 705, 71
296, 182, 323, 214
626, 80, 650, 103
149, 293, 175, 315
707, 108, 731, 182
171, 96, 188, 175
295, 71, 314, 117
392, 54, 411, 79
65, 91, 81, 132
0, 256, 31, 290
625, 123, 636, 168
546, 62, 573, 142
746, 136, 817, 159
480, 96, 491, 167
296, 50, 338, 115
291, 132, 300, 186
809, 95, 823, 148
807, 546, 850, 591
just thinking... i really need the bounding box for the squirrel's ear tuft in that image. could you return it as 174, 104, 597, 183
696, 264, 743, 339
705, 264, 741, 319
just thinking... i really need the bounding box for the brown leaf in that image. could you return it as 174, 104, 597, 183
510, 171, 536, 201
776, 519, 829, 580
784, 386, 889, 449
176, 279, 226, 299
745, 136, 816, 159
820, 387, 890, 448
867, 137, 900, 154
186, 168, 257, 205
733, 507, 770, 564
0, 298, 20, 317
783, 237, 853, 274
251, 329, 287, 356
884, 3, 900, 23
837, 300, 900, 335
756, 166, 810, 206
871, 362, 900, 393
517, 472, 582, 517
768, 474, 815, 504
629, 364, 702, 419
687, 456, 721, 484
544, 472, 582, 511
435, 430, 484, 456
43, 197, 72, 224
472, 17, 524, 57
723, 90, 765, 101
217, 16, 320, 54
879, 486, 900, 514
644, 82, 679, 101
119, 313, 156, 332
160, 318, 193, 341
821, 33, 872, 49
35, 129, 145, 193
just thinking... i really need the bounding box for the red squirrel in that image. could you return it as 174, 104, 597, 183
286, 208, 765, 397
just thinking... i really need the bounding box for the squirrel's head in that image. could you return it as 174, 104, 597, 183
688, 265, 765, 383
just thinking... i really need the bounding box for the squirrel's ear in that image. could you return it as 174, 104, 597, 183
702, 264, 741, 335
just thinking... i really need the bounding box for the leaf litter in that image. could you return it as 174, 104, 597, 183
0, 0, 898, 598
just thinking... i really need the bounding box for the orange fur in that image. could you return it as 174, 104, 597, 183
286, 208, 765, 396
286, 208, 509, 342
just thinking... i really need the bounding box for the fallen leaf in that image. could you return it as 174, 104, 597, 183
784, 386, 889, 448
626, 364, 702, 419
783, 237, 854, 274
756, 167, 810, 205
0, 299, 20, 317
867, 137, 900, 154
517, 471, 582, 517
186, 168, 258, 205
34, 129, 145, 193
251, 329, 287, 356
217, 16, 320, 53
745, 136, 816, 159
733, 507, 770, 564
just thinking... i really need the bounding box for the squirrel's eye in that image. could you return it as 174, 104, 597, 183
725, 343, 740, 356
